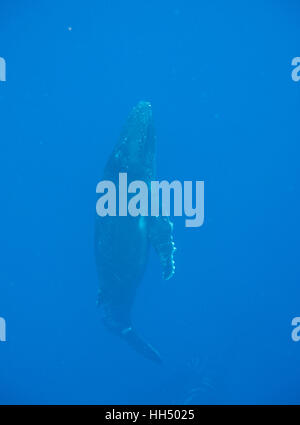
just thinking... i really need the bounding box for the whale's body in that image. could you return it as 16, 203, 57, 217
95, 102, 176, 362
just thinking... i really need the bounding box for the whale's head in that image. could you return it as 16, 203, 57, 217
106, 101, 156, 180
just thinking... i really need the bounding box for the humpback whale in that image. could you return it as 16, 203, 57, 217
95, 101, 176, 363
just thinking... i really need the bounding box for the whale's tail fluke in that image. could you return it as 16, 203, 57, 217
120, 327, 162, 364
100, 297, 162, 364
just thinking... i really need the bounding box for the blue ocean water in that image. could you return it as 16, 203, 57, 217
0, 0, 300, 405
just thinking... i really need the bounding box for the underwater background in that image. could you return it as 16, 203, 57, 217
1, 0, 300, 405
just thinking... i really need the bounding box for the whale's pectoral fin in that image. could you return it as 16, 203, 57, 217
148, 216, 176, 280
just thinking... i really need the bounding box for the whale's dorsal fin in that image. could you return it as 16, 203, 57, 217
148, 216, 176, 280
